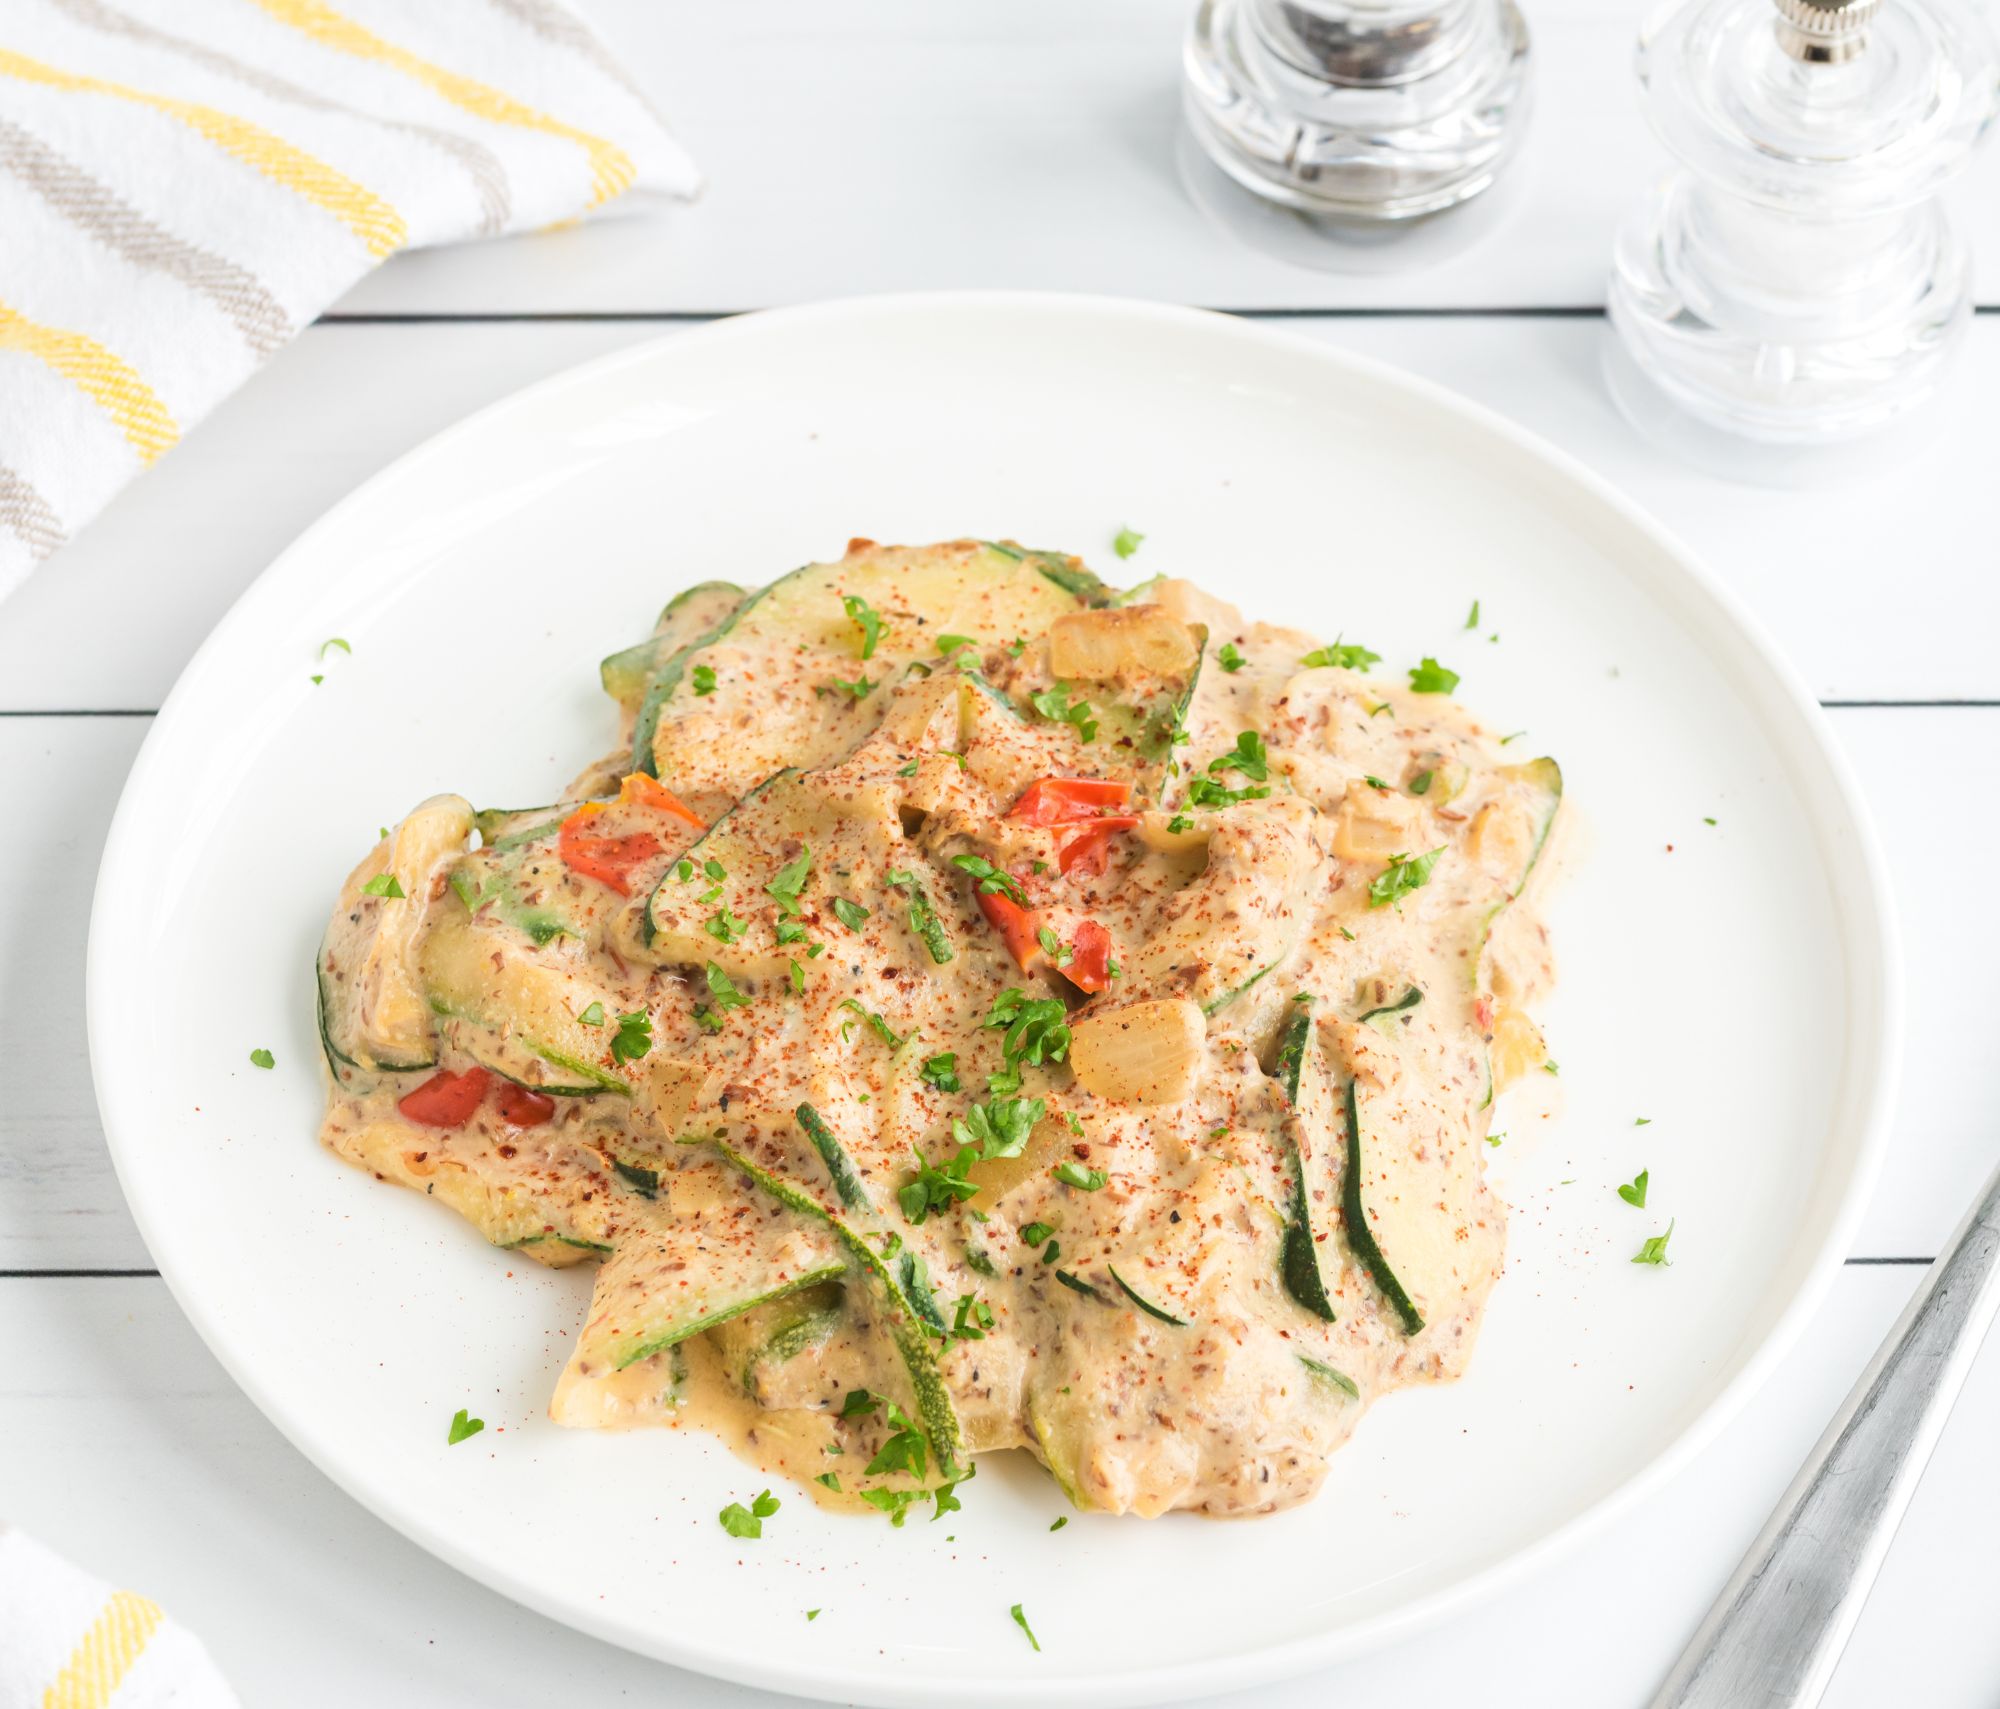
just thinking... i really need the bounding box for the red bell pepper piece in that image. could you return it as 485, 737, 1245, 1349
492, 1082, 555, 1128
397, 1067, 491, 1129
1008, 777, 1131, 827
1063, 919, 1116, 994
557, 818, 661, 895
976, 888, 1044, 971
1057, 816, 1140, 877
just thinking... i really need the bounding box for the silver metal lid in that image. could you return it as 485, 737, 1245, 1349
1773, 0, 1879, 63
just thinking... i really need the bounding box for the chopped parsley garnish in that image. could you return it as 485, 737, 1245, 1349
824, 675, 876, 700
1041, 1239, 1061, 1264
1217, 641, 1246, 673
693, 1007, 722, 1034
1704, 816, 1718, 826
831, 896, 870, 932
897, 758, 919, 776
814, 1472, 841, 1491
842, 593, 886, 660
937, 633, 976, 655
692, 663, 718, 697
789, 960, 805, 994
951, 1292, 994, 1340
1301, 639, 1381, 672
310, 674, 323, 685
901, 1143, 981, 1223
446, 1408, 483, 1445
951, 853, 1026, 905
361, 872, 405, 899
920, 1051, 961, 1094
765, 845, 812, 915
1207, 730, 1268, 783
806, 1608, 821, 1620
1632, 1220, 1675, 1266
1029, 682, 1099, 744
1410, 770, 1433, 795
703, 904, 747, 943
1036, 925, 1074, 969
955, 1095, 1046, 1160
1617, 1169, 1650, 1208
1049, 1516, 1067, 1532
1054, 1161, 1108, 1191
1363, 775, 1389, 790
577, 1001, 605, 1026
705, 963, 750, 1010
1113, 526, 1144, 559
1543, 1059, 1560, 1076
610, 1008, 654, 1063
1166, 813, 1193, 834
1367, 847, 1443, 908
704, 858, 726, 880
980, 990, 1071, 1095
1635, 1116, 1652, 1126
320, 636, 351, 659
1011, 1603, 1041, 1652
932, 1467, 974, 1520
674, 857, 695, 883
1465, 599, 1480, 629
1184, 774, 1270, 809
249, 1048, 275, 1069
1020, 1220, 1056, 1247
840, 997, 906, 1049
1407, 656, 1460, 694
856, 1487, 927, 1526
718, 1489, 781, 1539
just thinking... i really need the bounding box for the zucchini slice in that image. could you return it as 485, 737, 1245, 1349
318, 795, 473, 1075
563, 1159, 846, 1374
420, 909, 630, 1095
600, 580, 746, 711
1269, 1000, 1337, 1322
708, 1279, 848, 1398
1468, 756, 1563, 985
1340, 1074, 1425, 1334
643, 541, 1096, 799
705, 1136, 965, 1472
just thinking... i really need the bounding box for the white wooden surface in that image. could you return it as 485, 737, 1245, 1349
4, 3, 1998, 1704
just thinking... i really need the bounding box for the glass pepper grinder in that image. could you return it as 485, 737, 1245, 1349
1605, 0, 2000, 483
1181, 0, 1532, 269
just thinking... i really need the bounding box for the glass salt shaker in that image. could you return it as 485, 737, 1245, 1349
1605, 0, 2000, 484
1181, 0, 1533, 270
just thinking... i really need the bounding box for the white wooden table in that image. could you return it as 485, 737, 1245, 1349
5, 3, 1998, 1703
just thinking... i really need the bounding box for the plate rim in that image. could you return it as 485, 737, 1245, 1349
87, 291, 1903, 1707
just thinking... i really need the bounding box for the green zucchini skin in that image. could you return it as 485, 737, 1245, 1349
977, 539, 1111, 606
1272, 1000, 1337, 1324
1340, 1076, 1426, 1335
1108, 1264, 1186, 1325
1298, 1355, 1360, 1400
315, 951, 436, 1078
706, 1137, 965, 1471
1358, 986, 1423, 1028
796, 1102, 869, 1211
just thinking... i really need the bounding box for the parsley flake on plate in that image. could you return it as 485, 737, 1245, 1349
248, 1048, 274, 1069
446, 1408, 483, 1445
1618, 1169, 1650, 1208
1632, 1220, 1675, 1266
1113, 526, 1144, 559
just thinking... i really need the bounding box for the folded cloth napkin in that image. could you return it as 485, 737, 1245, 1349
0, 1527, 238, 1708
0, 0, 700, 601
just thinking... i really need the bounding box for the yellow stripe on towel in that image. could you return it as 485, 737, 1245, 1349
247, 0, 635, 208
0, 298, 179, 465
41, 1589, 164, 1709
0, 46, 406, 258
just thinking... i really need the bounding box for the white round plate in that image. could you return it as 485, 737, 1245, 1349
90, 296, 1898, 1708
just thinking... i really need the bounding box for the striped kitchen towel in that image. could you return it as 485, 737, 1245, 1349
0, 0, 699, 602
0, 1527, 237, 1708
